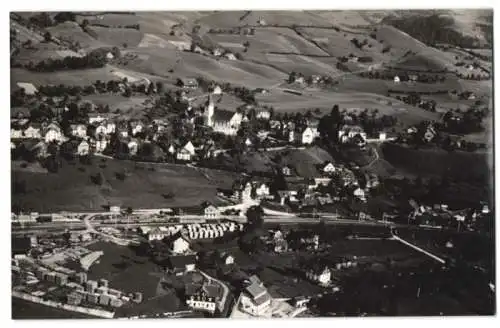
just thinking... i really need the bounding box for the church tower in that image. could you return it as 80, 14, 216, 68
205, 94, 214, 127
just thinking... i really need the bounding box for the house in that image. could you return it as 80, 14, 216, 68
178, 77, 199, 89
393, 75, 400, 83
168, 144, 176, 155
94, 138, 108, 153
147, 227, 165, 241
88, 114, 106, 124
322, 162, 336, 174
77, 140, 90, 156
240, 276, 272, 316
105, 122, 116, 135
23, 124, 42, 139
423, 125, 437, 143
254, 182, 270, 199
11, 128, 23, 139
43, 122, 64, 143
282, 165, 293, 176
338, 125, 367, 144
167, 254, 196, 276
70, 124, 87, 138
202, 202, 219, 220
212, 47, 223, 56
353, 187, 366, 202
127, 139, 139, 156
305, 265, 331, 285
182, 141, 196, 156
277, 190, 299, 205
186, 291, 217, 314
170, 236, 191, 254
220, 253, 235, 265
255, 108, 271, 120
130, 121, 143, 136
95, 124, 107, 137
211, 85, 222, 95
176, 148, 192, 161
106, 52, 114, 60
379, 132, 387, 141
297, 127, 315, 145
224, 53, 237, 60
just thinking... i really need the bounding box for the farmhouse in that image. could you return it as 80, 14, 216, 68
256, 108, 271, 120
178, 77, 199, 89
202, 202, 219, 219
322, 162, 336, 174
305, 264, 331, 285
127, 139, 139, 156
70, 124, 87, 138
22, 124, 42, 139
43, 122, 64, 143
170, 236, 191, 254
77, 140, 90, 156
296, 127, 315, 144
338, 125, 367, 144
240, 275, 272, 316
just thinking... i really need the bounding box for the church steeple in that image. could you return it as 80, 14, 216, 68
205, 94, 214, 127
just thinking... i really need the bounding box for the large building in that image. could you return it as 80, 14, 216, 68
204, 95, 243, 136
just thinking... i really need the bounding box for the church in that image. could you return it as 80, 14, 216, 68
204, 95, 243, 136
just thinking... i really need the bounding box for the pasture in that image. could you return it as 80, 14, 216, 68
11, 158, 239, 212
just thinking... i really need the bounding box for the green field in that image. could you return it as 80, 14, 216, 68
12, 158, 239, 212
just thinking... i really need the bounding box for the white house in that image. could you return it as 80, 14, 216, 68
128, 139, 139, 156
88, 114, 106, 124
11, 128, 23, 139
23, 125, 41, 139
256, 108, 271, 120
186, 294, 217, 313
203, 203, 219, 220
95, 124, 107, 137
168, 144, 176, 155
176, 148, 192, 161
171, 236, 190, 254
306, 266, 331, 285
379, 132, 387, 141
244, 137, 253, 147
338, 125, 367, 144
130, 122, 143, 136
254, 183, 270, 199
298, 127, 315, 144
240, 276, 272, 316
212, 85, 222, 95
77, 140, 90, 156
224, 53, 237, 61
394, 75, 400, 84
322, 162, 336, 174
44, 123, 64, 143
94, 138, 108, 153
221, 253, 234, 265
282, 165, 292, 176
70, 124, 87, 138
182, 141, 196, 156
353, 187, 366, 202
148, 227, 165, 241
105, 122, 116, 135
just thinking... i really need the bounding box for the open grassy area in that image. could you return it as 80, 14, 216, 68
12, 158, 239, 212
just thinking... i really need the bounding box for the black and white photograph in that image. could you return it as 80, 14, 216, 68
9, 6, 496, 320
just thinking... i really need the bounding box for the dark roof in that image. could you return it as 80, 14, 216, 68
213, 109, 236, 123
168, 255, 197, 269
